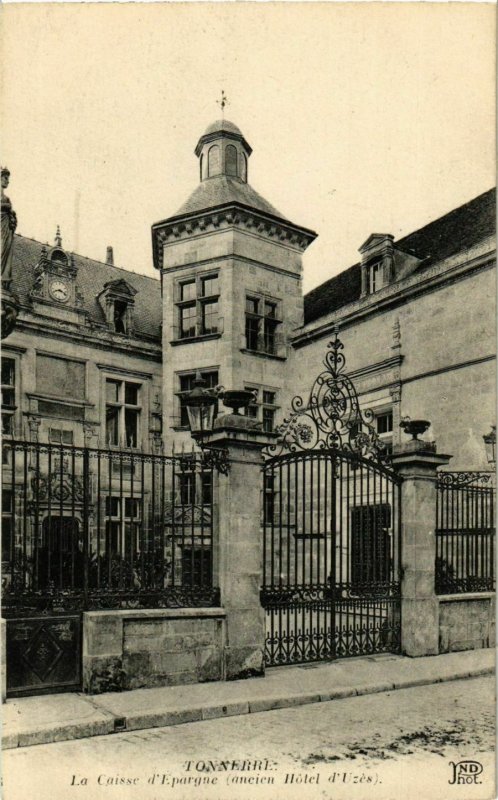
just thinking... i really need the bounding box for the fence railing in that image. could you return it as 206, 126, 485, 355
435, 471, 495, 594
1, 440, 219, 613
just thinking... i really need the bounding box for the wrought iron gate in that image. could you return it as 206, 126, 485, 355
261, 331, 402, 666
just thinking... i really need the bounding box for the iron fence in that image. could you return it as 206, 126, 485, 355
435, 471, 495, 594
1, 440, 219, 613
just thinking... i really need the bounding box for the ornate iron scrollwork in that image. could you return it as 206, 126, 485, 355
265, 329, 387, 462
437, 471, 494, 489
201, 447, 230, 475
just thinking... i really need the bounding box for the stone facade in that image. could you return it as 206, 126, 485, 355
291, 234, 495, 469
3, 233, 163, 452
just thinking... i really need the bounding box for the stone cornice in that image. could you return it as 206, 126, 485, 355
161, 252, 302, 281
152, 203, 317, 270
294, 247, 495, 348
348, 354, 404, 382
15, 313, 162, 362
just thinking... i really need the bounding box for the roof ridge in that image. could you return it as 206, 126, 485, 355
14, 232, 159, 283
396, 187, 496, 248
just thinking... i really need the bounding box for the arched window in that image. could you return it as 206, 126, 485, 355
199, 154, 204, 181
239, 152, 247, 182
208, 145, 221, 177
225, 145, 238, 178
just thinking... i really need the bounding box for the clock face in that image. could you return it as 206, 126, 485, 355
49, 279, 70, 303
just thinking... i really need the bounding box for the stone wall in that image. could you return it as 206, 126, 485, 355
438, 593, 495, 653
289, 245, 495, 471
82, 608, 226, 694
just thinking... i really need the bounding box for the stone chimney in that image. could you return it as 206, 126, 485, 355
106, 246, 114, 266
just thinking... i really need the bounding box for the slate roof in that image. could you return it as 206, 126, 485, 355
304, 188, 496, 325
168, 175, 290, 223
10, 234, 162, 341
201, 119, 244, 138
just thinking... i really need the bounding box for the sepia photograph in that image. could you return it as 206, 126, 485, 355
0, 3, 496, 799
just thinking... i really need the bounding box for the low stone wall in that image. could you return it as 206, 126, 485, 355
438, 593, 495, 653
83, 608, 226, 694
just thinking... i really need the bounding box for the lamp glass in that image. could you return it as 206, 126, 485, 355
186, 399, 216, 435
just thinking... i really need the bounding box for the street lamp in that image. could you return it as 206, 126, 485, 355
184, 372, 218, 446
483, 425, 496, 465
184, 373, 229, 474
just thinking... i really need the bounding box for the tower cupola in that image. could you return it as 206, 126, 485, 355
195, 120, 252, 183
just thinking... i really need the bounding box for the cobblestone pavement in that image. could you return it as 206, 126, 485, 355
3, 676, 495, 800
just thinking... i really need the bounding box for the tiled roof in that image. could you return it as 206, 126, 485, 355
169, 175, 289, 223
304, 188, 496, 325
10, 234, 162, 341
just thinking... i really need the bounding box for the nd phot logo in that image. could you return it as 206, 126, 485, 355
448, 760, 483, 785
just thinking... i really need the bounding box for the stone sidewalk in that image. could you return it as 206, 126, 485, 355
2, 648, 494, 750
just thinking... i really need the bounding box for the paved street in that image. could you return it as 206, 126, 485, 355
3, 676, 495, 800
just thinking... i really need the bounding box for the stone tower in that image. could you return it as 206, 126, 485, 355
152, 120, 317, 442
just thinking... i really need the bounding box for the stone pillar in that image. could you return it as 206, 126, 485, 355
202, 415, 277, 680
391, 440, 451, 657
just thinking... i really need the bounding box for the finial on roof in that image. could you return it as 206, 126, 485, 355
216, 90, 228, 116
54, 226, 62, 247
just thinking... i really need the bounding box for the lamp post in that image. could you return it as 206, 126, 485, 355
483, 425, 496, 466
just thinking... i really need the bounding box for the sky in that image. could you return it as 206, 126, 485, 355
1, 3, 495, 293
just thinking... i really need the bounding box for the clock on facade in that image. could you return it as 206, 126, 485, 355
49, 279, 70, 303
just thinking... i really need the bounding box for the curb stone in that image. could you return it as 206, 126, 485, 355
2, 658, 493, 750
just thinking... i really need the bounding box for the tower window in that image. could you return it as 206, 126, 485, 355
239, 152, 247, 182
176, 273, 220, 340
225, 145, 238, 177
208, 145, 221, 177
244, 294, 281, 356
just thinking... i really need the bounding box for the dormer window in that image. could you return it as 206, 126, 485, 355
97, 279, 137, 335
359, 234, 395, 297
114, 300, 128, 334
368, 259, 384, 294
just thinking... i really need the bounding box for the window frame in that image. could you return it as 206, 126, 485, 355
105, 495, 142, 560
49, 427, 74, 445
368, 259, 384, 294
2, 488, 13, 562
1, 356, 17, 438
176, 273, 220, 340
244, 293, 282, 356
105, 378, 142, 449
175, 455, 214, 508
243, 385, 279, 432
374, 408, 394, 455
